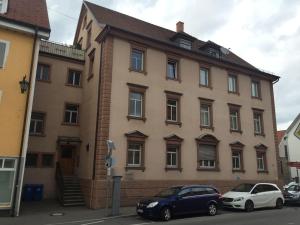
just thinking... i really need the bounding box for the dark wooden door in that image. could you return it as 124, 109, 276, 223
59, 146, 75, 175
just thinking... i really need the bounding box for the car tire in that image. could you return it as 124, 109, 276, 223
275, 198, 283, 209
160, 207, 172, 221
208, 203, 217, 216
245, 200, 254, 212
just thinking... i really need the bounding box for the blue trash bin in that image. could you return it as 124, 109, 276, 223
33, 184, 44, 201
23, 184, 34, 201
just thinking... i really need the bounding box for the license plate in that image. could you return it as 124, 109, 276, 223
137, 209, 143, 213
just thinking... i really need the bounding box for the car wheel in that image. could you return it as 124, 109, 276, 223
208, 203, 217, 216
160, 207, 172, 221
245, 200, 254, 212
275, 198, 283, 209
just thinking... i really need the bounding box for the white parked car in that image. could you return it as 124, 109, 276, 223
222, 183, 284, 212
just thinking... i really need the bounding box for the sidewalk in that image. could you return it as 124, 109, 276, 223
0, 200, 136, 225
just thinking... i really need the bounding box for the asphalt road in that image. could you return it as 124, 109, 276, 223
1, 206, 300, 225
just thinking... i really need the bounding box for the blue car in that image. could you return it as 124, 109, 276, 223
136, 185, 222, 221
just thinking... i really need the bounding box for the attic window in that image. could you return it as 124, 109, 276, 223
179, 39, 192, 50
206, 47, 220, 58
0, 0, 8, 14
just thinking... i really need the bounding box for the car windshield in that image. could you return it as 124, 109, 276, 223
231, 184, 255, 192
155, 187, 182, 198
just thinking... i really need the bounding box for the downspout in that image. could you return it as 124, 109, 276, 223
11, 28, 38, 217
90, 38, 104, 208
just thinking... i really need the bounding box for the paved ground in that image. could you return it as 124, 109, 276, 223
1, 201, 300, 225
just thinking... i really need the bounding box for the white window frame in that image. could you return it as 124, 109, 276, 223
131, 49, 144, 71
129, 92, 143, 117
127, 144, 142, 167
230, 110, 239, 130
0, 40, 10, 69
251, 81, 259, 97
68, 70, 81, 86
166, 147, 178, 168
65, 104, 79, 124
0, 0, 8, 14
200, 104, 210, 127
228, 75, 237, 93
257, 153, 265, 171
167, 59, 177, 79
199, 160, 215, 168
0, 158, 17, 209
179, 39, 192, 50
200, 68, 209, 86
30, 113, 45, 135
232, 152, 241, 170
36, 63, 50, 81
254, 113, 262, 134
167, 99, 178, 122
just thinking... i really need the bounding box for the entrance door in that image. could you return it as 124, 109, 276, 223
59, 146, 75, 175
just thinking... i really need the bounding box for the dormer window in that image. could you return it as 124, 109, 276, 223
179, 39, 192, 50
0, 0, 8, 14
206, 47, 220, 58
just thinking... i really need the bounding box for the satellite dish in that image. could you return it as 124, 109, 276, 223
220, 47, 230, 55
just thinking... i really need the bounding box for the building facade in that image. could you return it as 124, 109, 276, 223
279, 114, 300, 183
26, 1, 281, 209
0, 0, 50, 215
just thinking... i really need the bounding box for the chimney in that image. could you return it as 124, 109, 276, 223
176, 21, 184, 33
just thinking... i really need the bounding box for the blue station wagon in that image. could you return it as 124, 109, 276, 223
136, 185, 222, 221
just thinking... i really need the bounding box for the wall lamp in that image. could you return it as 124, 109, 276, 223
19, 76, 29, 94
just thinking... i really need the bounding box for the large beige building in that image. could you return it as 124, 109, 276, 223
25, 1, 281, 208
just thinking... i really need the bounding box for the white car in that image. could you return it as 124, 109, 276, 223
222, 183, 284, 212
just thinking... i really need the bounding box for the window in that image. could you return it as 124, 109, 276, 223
284, 145, 288, 159
36, 63, 50, 82
199, 98, 214, 129
165, 92, 182, 126
67, 69, 81, 86
41, 154, 54, 168
255, 144, 268, 172
230, 141, 245, 172
253, 109, 264, 135
228, 74, 238, 93
196, 134, 219, 170
0, 40, 9, 68
30, 112, 45, 135
167, 99, 177, 121
167, 58, 178, 80
25, 153, 38, 168
88, 49, 95, 80
64, 104, 79, 124
251, 80, 261, 98
127, 83, 147, 120
166, 146, 178, 167
206, 47, 220, 58
0, 158, 17, 208
131, 48, 144, 72
0, 0, 8, 14
164, 134, 183, 171
179, 39, 192, 50
199, 67, 210, 87
228, 104, 241, 132
86, 27, 92, 49
125, 130, 148, 170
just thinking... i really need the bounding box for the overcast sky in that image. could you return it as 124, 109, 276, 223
47, 0, 300, 130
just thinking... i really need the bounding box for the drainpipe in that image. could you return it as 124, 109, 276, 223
90, 38, 104, 208
11, 27, 39, 217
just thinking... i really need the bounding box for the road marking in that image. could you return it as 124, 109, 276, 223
81, 221, 104, 225
44, 214, 136, 225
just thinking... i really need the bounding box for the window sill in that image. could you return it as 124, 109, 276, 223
128, 68, 147, 75
165, 120, 182, 127
251, 96, 262, 100
228, 91, 240, 96
125, 166, 145, 172
61, 122, 80, 127
199, 84, 212, 90
29, 133, 46, 137
165, 167, 182, 172
200, 125, 214, 131
254, 133, 266, 137
232, 169, 245, 173
257, 170, 269, 174
166, 77, 181, 83
230, 129, 243, 134
87, 74, 94, 81
127, 115, 146, 122
197, 167, 220, 172
65, 84, 82, 88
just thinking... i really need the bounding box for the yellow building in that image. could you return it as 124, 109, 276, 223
0, 0, 50, 215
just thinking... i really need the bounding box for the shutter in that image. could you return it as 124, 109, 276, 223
199, 144, 216, 160
0, 42, 6, 68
